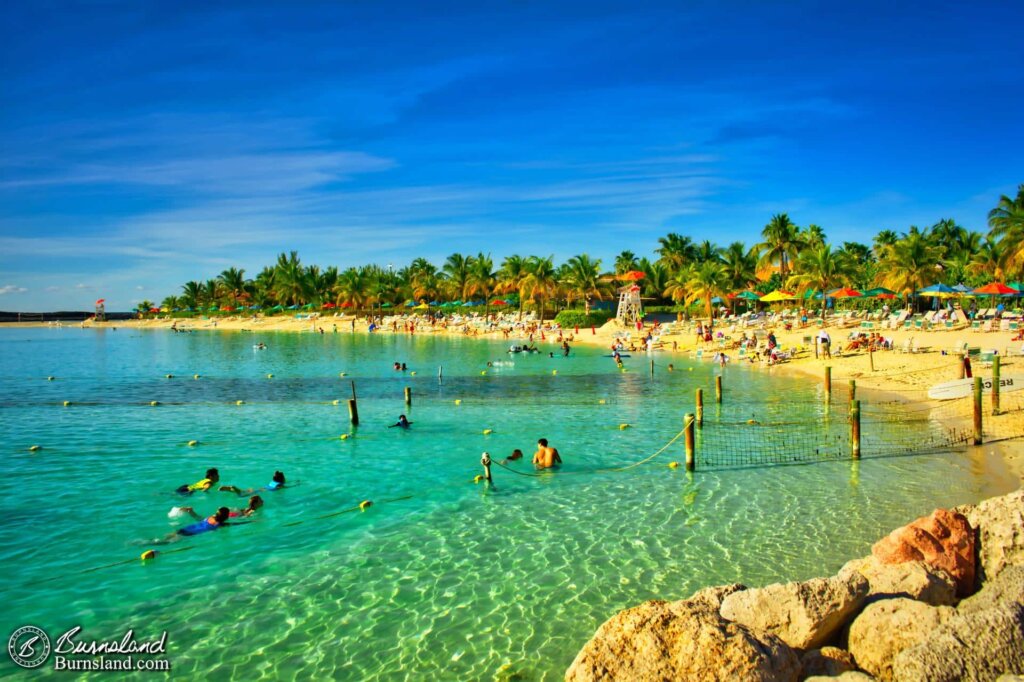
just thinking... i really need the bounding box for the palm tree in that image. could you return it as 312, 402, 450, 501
497, 255, 528, 319
614, 250, 639, 275
561, 254, 606, 311
988, 184, 1024, 270
161, 295, 181, 311
872, 230, 899, 259
467, 253, 496, 316
756, 213, 805, 281
662, 267, 691, 308
693, 240, 721, 264
135, 299, 155, 315
218, 267, 247, 306
521, 255, 557, 322
931, 218, 967, 257
877, 231, 945, 310
202, 279, 220, 308
803, 224, 827, 249
656, 233, 697, 273
442, 253, 474, 301
968, 237, 1007, 282
638, 258, 670, 303
274, 251, 309, 305
334, 268, 373, 309
786, 244, 855, 319
683, 262, 730, 320
180, 281, 202, 310
721, 241, 759, 304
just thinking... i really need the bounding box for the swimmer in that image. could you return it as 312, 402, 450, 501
532, 438, 562, 469
220, 471, 289, 496
388, 414, 412, 429
176, 468, 219, 495
501, 449, 524, 464
153, 507, 248, 544
175, 495, 263, 521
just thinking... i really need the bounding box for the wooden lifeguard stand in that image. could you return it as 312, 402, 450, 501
95, 298, 106, 322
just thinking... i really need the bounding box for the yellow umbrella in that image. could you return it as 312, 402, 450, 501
413, 303, 430, 310
760, 290, 797, 302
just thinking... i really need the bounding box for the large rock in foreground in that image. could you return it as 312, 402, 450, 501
891, 566, 1024, 681
872, 507, 975, 597
847, 598, 955, 680
839, 556, 958, 606
956, 488, 1024, 588
565, 586, 800, 681
718, 573, 869, 650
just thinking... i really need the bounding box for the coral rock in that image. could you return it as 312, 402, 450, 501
872, 508, 975, 597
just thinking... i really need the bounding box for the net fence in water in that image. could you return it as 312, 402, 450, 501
694, 388, 1024, 470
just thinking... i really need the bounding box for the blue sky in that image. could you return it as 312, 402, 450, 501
1, 1, 1022, 310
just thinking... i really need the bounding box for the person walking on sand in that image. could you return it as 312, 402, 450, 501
532, 438, 562, 469
818, 329, 831, 359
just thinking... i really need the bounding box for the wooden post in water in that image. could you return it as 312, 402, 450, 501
715, 375, 723, 404
480, 451, 493, 487
824, 366, 832, 400
404, 386, 412, 406
438, 365, 443, 384
973, 376, 983, 445
850, 399, 861, 459
348, 380, 359, 426
684, 413, 695, 472
695, 388, 704, 427
650, 358, 655, 376
849, 379, 856, 402
992, 356, 1001, 415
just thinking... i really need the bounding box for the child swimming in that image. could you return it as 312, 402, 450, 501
176, 468, 219, 495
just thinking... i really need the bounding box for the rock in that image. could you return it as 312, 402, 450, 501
956, 489, 1024, 588
719, 573, 869, 650
800, 646, 857, 678
805, 673, 875, 682
847, 598, 955, 680
872, 508, 975, 597
839, 556, 958, 606
565, 598, 800, 682
891, 601, 1024, 681
958, 565, 1024, 614
685, 583, 746, 611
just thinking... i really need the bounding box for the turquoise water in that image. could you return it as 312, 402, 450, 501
0, 328, 1011, 679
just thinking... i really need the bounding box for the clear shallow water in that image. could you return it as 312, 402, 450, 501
0, 328, 1011, 680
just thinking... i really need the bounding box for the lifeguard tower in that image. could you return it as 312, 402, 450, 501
615, 271, 645, 326
95, 298, 106, 322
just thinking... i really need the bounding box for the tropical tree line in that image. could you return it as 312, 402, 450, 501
151, 185, 1024, 319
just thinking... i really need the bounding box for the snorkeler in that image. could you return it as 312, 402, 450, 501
219, 471, 289, 496
176, 468, 219, 495
389, 414, 412, 428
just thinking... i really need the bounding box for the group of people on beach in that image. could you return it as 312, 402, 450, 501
157, 468, 291, 543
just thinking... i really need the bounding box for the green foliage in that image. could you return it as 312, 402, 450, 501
553, 309, 613, 328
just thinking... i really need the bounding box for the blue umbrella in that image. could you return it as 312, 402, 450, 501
917, 283, 956, 296
287, 304, 299, 310
405, 301, 416, 307
462, 301, 475, 307
951, 283, 972, 293
710, 296, 723, 304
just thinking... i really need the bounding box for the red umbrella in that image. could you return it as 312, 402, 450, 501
620, 270, 646, 281
973, 282, 1017, 295
340, 301, 354, 308
149, 307, 160, 313
491, 299, 507, 305
95, 299, 105, 305
829, 287, 863, 298
322, 302, 336, 309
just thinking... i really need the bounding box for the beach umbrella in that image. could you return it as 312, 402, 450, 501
149, 307, 160, 313
620, 270, 646, 281
710, 296, 723, 304
249, 305, 260, 310
221, 306, 234, 311
322, 302, 336, 309
863, 287, 896, 297
828, 287, 863, 298
414, 303, 429, 310
491, 299, 508, 305
951, 283, 973, 294
340, 302, 354, 308
429, 300, 440, 306
95, 299, 105, 305
1008, 282, 1023, 292
302, 303, 314, 309
973, 282, 1018, 295
916, 283, 956, 297
208, 305, 219, 311
735, 291, 761, 301
381, 303, 392, 308
270, 304, 283, 310
760, 290, 797, 302
461, 301, 475, 307
405, 301, 416, 307
287, 304, 299, 310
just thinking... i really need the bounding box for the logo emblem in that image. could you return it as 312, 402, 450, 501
8, 626, 51, 669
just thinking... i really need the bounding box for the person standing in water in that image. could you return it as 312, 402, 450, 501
532, 438, 562, 469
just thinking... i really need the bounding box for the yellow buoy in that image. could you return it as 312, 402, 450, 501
266, 373, 273, 379
150, 401, 159, 406
193, 374, 201, 379
47, 376, 55, 381
747, 419, 760, 425
359, 500, 372, 510
141, 550, 156, 560
28, 445, 41, 452
332, 399, 340, 406
165, 374, 173, 379
480, 370, 487, 375
235, 400, 245, 405
473, 474, 484, 483
552, 370, 557, 375
339, 434, 349, 440
688, 368, 693, 372
668, 461, 680, 469
410, 371, 416, 376
483, 429, 493, 435
598, 399, 606, 405
619, 423, 630, 430
187, 440, 198, 447
339, 372, 347, 377
63, 400, 71, 407
454, 399, 462, 405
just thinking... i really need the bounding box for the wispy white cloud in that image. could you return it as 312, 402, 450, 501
0, 285, 28, 295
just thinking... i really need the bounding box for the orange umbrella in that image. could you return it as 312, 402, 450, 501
973, 282, 1017, 295
620, 270, 646, 281
829, 287, 863, 298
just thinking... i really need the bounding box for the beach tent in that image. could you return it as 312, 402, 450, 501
760, 290, 797, 302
